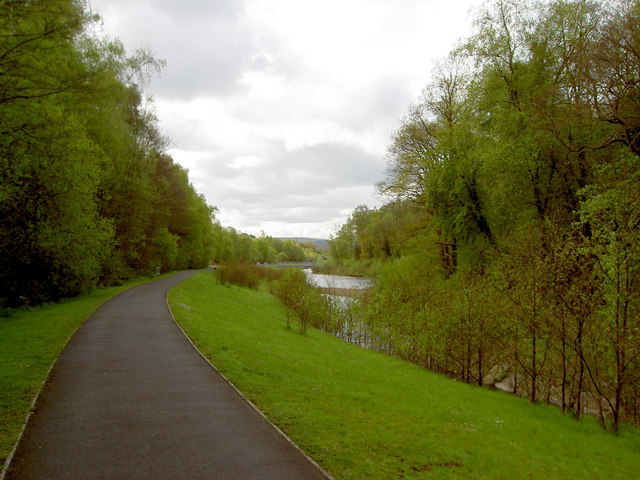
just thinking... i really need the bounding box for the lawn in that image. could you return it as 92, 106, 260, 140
0, 272, 175, 468
169, 271, 640, 480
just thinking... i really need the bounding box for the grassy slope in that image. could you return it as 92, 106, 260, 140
0, 273, 175, 466
169, 271, 640, 480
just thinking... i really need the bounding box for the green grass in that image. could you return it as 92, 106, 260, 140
0, 272, 176, 467
169, 271, 640, 480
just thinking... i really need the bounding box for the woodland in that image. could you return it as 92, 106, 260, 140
327, 0, 640, 433
0, 0, 217, 306
0, 0, 322, 308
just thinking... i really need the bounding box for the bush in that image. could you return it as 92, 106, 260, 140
271, 270, 328, 333
217, 265, 329, 334
217, 263, 283, 289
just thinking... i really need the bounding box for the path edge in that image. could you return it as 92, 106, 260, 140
0, 272, 180, 480
165, 281, 335, 480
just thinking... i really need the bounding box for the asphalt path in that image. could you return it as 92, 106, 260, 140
5, 271, 331, 480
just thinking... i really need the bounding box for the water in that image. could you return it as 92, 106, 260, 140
302, 269, 375, 348
302, 269, 372, 290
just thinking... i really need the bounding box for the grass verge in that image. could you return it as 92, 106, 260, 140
169, 271, 640, 480
0, 272, 176, 467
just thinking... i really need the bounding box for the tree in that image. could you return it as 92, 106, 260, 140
592, 0, 640, 157
329, 0, 640, 430
0, 0, 216, 306
0, 0, 112, 304
0, 0, 96, 107
579, 153, 640, 432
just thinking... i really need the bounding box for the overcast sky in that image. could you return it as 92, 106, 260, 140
90, 0, 483, 239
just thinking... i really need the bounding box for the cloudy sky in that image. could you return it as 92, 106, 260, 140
90, 0, 483, 238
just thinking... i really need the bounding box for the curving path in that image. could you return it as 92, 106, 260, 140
4, 271, 331, 480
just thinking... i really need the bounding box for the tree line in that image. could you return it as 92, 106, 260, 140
329, 0, 640, 433
211, 228, 324, 265
0, 0, 219, 307
0, 0, 326, 309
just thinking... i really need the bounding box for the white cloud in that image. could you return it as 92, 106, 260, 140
91, 0, 482, 238
228, 155, 265, 170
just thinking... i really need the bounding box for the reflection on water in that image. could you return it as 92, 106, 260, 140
302, 269, 372, 290
302, 270, 376, 348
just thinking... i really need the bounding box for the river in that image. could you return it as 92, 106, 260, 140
302, 269, 372, 290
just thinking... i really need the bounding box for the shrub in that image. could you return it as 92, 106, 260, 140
217, 262, 283, 289
271, 269, 328, 333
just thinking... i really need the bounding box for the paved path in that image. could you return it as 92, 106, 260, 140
5, 271, 331, 480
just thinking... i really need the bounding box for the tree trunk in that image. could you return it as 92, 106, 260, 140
561, 318, 567, 413
531, 332, 537, 403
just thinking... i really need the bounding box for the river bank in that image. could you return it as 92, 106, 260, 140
169, 271, 640, 480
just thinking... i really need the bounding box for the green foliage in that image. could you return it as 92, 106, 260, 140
271, 269, 327, 333
211, 228, 325, 265
327, 200, 429, 267
0, 0, 217, 306
329, 0, 640, 431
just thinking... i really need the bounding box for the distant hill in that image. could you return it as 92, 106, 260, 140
278, 237, 329, 251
